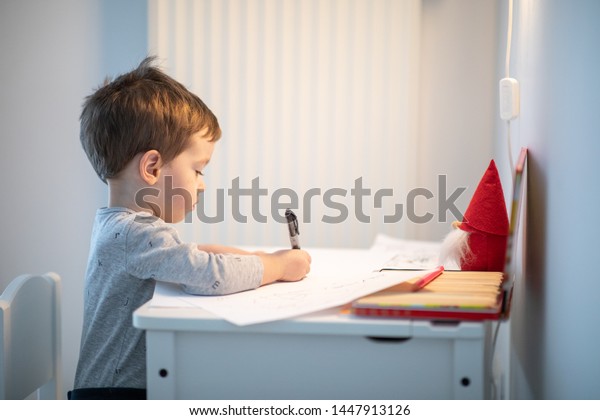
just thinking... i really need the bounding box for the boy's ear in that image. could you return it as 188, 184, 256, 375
139, 150, 163, 185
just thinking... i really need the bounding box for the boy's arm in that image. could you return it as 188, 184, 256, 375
197, 244, 311, 285
197, 244, 254, 255
257, 250, 311, 286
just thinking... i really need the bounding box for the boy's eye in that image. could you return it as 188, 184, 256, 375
196, 171, 204, 176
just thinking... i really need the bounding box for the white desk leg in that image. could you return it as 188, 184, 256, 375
453, 338, 486, 399
146, 331, 176, 400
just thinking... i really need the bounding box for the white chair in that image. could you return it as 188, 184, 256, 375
0, 272, 61, 399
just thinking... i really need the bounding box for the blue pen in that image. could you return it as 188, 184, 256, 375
285, 209, 301, 249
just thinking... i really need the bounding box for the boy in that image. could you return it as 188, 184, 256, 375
71, 57, 311, 399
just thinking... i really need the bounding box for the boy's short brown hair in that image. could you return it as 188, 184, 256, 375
80, 56, 221, 183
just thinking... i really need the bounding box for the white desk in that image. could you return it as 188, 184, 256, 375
133, 304, 492, 399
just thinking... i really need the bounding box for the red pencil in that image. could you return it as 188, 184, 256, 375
412, 266, 445, 291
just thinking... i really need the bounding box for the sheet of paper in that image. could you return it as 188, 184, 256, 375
149, 247, 430, 326
370, 233, 459, 270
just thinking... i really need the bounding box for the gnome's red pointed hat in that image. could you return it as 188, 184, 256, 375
457, 160, 509, 271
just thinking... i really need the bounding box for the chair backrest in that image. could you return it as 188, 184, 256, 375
0, 272, 61, 399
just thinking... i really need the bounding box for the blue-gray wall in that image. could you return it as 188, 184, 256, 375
496, 0, 600, 399
0, 0, 147, 397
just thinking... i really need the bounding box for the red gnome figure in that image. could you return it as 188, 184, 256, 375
440, 160, 509, 271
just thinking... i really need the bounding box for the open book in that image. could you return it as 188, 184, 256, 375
352, 148, 527, 321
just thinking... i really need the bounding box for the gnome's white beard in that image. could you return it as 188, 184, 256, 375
438, 226, 470, 268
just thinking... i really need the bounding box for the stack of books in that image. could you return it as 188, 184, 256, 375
351, 269, 506, 321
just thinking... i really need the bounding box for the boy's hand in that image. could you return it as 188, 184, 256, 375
273, 249, 312, 281
259, 249, 312, 285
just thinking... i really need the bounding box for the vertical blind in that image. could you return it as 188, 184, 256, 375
149, 0, 421, 248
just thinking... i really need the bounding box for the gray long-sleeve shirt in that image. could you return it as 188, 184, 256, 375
74, 207, 263, 389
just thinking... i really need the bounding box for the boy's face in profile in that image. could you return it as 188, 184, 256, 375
154, 129, 215, 223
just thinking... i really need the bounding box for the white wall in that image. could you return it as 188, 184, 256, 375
148, 0, 498, 249
416, 0, 499, 241
0, 0, 147, 398
150, 0, 427, 249
496, 0, 600, 399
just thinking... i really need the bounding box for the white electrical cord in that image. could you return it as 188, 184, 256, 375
506, 0, 515, 176
489, 320, 503, 399
505, 0, 513, 79
507, 121, 514, 176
